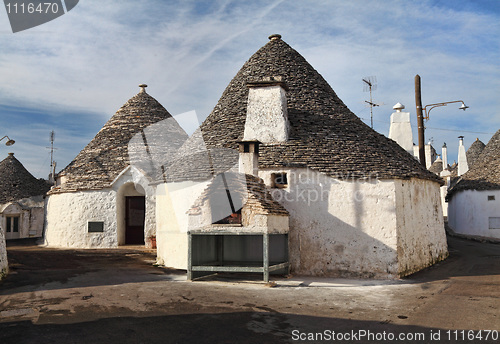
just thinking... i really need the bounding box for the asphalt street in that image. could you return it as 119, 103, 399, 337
0, 236, 498, 343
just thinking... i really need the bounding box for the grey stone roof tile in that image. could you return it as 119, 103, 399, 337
170, 35, 442, 184
0, 153, 51, 203
448, 129, 500, 198
50, 88, 187, 194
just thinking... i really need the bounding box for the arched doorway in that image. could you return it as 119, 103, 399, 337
125, 196, 145, 244
117, 182, 145, 245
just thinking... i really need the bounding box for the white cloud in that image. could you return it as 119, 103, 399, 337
0, 0, 498, 176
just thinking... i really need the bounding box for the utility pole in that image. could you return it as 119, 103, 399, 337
415, 75, 426, 167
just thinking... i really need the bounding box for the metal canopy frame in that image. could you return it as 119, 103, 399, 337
187, 231, 289, 282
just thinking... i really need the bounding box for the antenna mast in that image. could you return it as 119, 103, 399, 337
363, 76, 379, 128
48, 131, 57, 183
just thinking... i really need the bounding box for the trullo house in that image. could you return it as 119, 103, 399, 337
447, 129, 500, 240
0, 153, 51, 240
155, 34, 448, 279
45, 85, 187, 248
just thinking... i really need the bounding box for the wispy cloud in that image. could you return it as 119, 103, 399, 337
0, 0, 498, 177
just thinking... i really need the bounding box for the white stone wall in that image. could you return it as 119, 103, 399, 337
259, 168, 400, 278
45, 190, 118, 248
44, 167, 156, 248
0, 227, 7, 280
448, 189, 500, 240
394, 178, 448, 276
1, 196, 45, 239
155, 180, 209, 268
156, 167, 448, 278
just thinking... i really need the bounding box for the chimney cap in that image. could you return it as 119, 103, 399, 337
268, 34, 282, 41
139, 84, 148, 93
393, 102, 405, 111
458, 135, 464, 139
247, 77, 289, 91
442, 142, 447, 148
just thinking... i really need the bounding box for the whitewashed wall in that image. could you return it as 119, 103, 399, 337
1, 196, 45, 239
156, 168, 448, 278
156, 180, 210, 268
448, 189, 500, 240
259, 168, 400, 278
45, 190, 118, 248
394, 178, 448, 276
0, 227, 7, 280
44, 167, 156, 248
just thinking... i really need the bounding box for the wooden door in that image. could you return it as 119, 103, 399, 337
125, 196, 145, 245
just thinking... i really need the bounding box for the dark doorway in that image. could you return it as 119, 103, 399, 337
125, 196, 145, 245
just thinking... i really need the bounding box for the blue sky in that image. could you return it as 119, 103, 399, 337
0, 0, 498, 178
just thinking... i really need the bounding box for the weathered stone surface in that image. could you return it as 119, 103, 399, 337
448, 129, 500, 197
172, 36, 442, 184
0, 153, 51, 204
466, 138, 486, 169
50, 89, 188, 194
0, 228, 7, 280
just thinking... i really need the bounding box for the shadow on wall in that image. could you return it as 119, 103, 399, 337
269, 172, 398, 279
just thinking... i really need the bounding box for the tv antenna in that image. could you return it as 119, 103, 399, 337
47, 130, 57, 183
362, 76, 380, 128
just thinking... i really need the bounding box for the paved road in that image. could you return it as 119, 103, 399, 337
0, 236, 498, 343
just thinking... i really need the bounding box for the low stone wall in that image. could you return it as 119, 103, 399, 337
0, 228, 8, 280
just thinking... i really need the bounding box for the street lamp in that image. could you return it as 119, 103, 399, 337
414, 75, 468, 167
423, 100, 469, 120
0, 135, 15, 146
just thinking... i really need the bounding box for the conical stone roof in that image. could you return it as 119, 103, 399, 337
178, 35, 441, 183
429, 158, 443, 175
448, 129, 500, 197
0, 153, 51, 204
51, 86, 187, 193
466, 138, 486, 168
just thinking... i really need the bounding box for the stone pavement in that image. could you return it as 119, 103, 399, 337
0, 236, 498, 343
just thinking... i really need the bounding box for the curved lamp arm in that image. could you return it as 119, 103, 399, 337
423, 100, 468, 120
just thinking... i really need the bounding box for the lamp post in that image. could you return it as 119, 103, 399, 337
414, 75, 468, 167
0, 136, 15, 146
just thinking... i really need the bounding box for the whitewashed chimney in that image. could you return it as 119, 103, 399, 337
388, 103, 414, 154
441, 143, 448, 169
457, 136, 469, 176
425, 140, 437, 169
238, 141, 259, 176
244, 77, 289, 143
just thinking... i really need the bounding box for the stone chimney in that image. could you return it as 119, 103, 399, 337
457, 136, 469, 176
388, 103, 414, 154
441, 143, 448, 169
425, 140, 437, 169
243, 76, 289, 143
237, 141, 259, 176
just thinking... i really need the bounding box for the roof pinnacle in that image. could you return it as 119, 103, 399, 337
139, 84, 148, 93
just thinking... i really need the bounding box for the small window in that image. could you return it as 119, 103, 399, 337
488, 195, 495, 201
243, 143, 250, 153
272, 173, 288, 188
88, 221, 104, 233
6, 216, 19, 233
